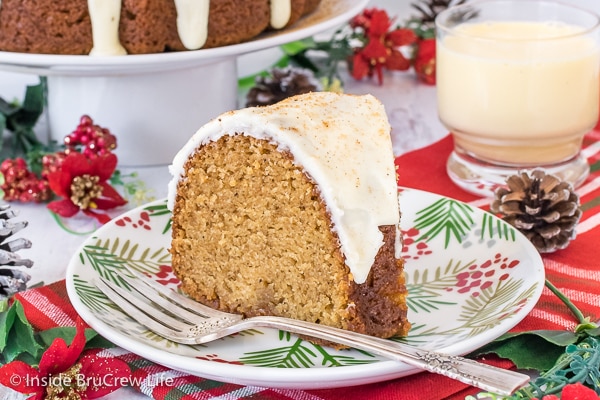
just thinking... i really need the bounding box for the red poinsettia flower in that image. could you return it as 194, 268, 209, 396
46, 152, 127, 224
350, 8, 417, 85
413, 38, 436, 85
0, 319, 130, 399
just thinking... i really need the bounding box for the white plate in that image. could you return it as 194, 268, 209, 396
66, 187, 545, 389
0, 0, 368, 75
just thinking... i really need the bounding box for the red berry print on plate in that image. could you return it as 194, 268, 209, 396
146, 265, 180, 286
402, 228, 433, 260
447, 253, 520, 297
115, 211, 152, 230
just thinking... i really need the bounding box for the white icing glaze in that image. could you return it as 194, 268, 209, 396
87, 0, 127, 56
86, 0, 210, 54
168, 92, 400, 284
270, 0, 292, 29
174, 0, 210, 50
84, 0, 301, 54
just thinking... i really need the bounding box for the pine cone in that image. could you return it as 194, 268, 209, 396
0, 204, 33, 300
245, 67, 322, 107
490, 170, 582, 253
411, 0, 467, 26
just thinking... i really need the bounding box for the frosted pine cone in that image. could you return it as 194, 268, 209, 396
490, 170, 582, 253
0, 204, 33, 300
246, 67, 322, 107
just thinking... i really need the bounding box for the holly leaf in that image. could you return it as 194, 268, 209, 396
470, 330, 580, 371
0, 300, 17, 352
0, 97, 19, 116
1, 301, 116, 367
583, 325, 600, 337
37, 326, 115, 350
1, 300, 44, 364
21, 82, 45, 115
0, 78, 46, 156
85, 330, 116, 349
37, 326, 78, 347
13, 351, 38, 366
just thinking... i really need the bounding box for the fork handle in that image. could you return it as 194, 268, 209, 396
231, 316, 529, 396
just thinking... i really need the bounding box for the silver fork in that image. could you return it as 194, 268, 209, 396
94, 268, 530, 396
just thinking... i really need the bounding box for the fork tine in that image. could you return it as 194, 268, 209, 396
94, 280, 188, 338
96, 276, 191, 331
122, 266, 230, 318
116, 271, 208, 323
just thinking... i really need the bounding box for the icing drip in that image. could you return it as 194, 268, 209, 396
87, 0, 127, 56
270, 0, 292, 29
174, 0, 210, 50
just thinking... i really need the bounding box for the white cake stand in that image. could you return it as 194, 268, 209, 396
0, 0, 367, 166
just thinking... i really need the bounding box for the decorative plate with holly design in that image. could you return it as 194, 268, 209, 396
66, 187, 545, 389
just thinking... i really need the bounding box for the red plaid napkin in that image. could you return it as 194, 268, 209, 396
12, 129, 600, 400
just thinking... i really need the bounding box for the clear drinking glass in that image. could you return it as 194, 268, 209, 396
436, 0, 600, 196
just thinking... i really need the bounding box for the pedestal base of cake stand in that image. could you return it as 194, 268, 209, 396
46, 56, 238, 167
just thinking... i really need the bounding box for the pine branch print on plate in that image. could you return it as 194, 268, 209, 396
399, 323, 441, 343
79, 243, 127, 283
141, 330, 189, 349
406, 285, 457, 314
457, 278, 539, 337
480, 212, 517, 242
406, 258, 471, 313
240, 331, 377, 368
413, 197, 476, 248
81, 238, 169, 281
240, 336, 320, 368
312, 345, 378, 367
72, 276, 114, 313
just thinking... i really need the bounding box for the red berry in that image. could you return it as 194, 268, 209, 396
0, 158, 52, 203
80, 115, 93, 125
62, 115, 117, 157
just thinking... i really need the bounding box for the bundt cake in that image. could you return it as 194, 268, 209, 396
0, 0, 321, 55
167, 92, 410, 340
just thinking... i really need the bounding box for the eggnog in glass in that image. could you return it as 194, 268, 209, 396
436, 0, 600, 196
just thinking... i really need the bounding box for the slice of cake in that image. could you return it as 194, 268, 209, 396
167, 92, 410, 340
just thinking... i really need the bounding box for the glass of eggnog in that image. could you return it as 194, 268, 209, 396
436, 0, 600, 196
